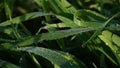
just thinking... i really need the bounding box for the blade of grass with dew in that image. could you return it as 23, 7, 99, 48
16, 27, 95, 46
48, 14, 78, 51
91, 35, 119, 65
44, 14, 78, 51
18, 47, 86, 68
99, 30, 120, 64
82, 12, 120, 47
98, 30, 118, 52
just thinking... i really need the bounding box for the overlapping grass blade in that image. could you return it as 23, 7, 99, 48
74, 10, 107, 28
0, 12, 53, 27
82, 12, 120, 47
17, 28, 95, 46
99, 30, 120, 64
55, 14, 78, 28
99, 30, 118, 52
4, 0, 21, 39
34, 0, 51, 23
4, 0, 14, 18
18, 47, 86, 68
112, 34, 120, 47
48, 0, 69, 13
74, 10, 107, 21
59, 0, 77, 13
97, 47, 118, 65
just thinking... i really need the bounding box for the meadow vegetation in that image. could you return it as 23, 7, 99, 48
0, 0, 120, 68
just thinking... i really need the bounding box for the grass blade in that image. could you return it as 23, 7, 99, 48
18, 47, 86, 68
98, 30, 120, 64
82, 12, 120, 47
0, 12, 53, 27
17, 28, 95, 46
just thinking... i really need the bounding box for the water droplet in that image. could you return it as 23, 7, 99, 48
106, 43, 108, 45
69, 62, 73, 66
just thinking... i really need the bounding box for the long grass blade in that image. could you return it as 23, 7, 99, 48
18, 47, 86, 68
82, 12, 120, 47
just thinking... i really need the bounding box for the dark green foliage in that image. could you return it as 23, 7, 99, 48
0, 0, 120, 68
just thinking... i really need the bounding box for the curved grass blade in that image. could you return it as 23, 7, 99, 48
18, 47, 86, 68
0, 59, 20, 68
17, 28, 95, 46
82, 12, 120, 47
74, 10, 107, 28
99, 30, 120, 64
0, 12, 53, 27
74, 10, 107, 22
98, 30, 118, 52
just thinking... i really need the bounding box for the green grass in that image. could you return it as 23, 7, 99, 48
0, 0, 120, 68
